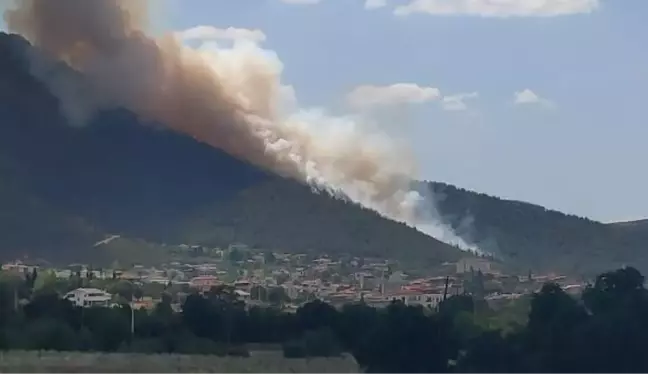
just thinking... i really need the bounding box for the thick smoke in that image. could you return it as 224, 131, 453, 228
4, 0, 479, 252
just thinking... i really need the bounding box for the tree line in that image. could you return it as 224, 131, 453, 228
1, 267, 648, 372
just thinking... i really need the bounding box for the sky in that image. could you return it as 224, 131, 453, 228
2, 0, 648, 223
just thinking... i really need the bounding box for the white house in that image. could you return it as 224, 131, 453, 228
234, 289, 251, 302
1, 261, 38, 274
364, 291, 445, 309
64, 288, 112, 308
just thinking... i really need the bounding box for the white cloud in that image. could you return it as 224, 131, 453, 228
365, 0, 387, 9
514, 89, 541, 104
346, 83, 441, 109
279, 0, 321, 4
394, 0, 599, 17
514, 89, 554, 107
177, 26, 266, 43
442, 92, 479, 111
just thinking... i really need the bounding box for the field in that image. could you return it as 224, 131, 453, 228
0, 350, 360, 372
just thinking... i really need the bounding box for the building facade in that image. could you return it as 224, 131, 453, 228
64, 288, 112, 307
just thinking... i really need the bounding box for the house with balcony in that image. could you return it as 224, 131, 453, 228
63, 288, 112, 308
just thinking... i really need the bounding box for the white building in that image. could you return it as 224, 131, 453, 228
234, 289, 251, 302
364, 291, 445, 309
1, 261, 38, 274
64, 288, 112, 308
55, 269, 73, 279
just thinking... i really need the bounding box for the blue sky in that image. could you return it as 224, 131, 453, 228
163, 0, 648, 222
3, 0, 648, 222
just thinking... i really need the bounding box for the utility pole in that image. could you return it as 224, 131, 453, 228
130, 300, 135, 338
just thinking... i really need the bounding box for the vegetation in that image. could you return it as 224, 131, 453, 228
1, 266, 648, 372
182, 178, 464, 265
0, 351, 359, 373
427, 182, 648, 274
0, 166, 100, 262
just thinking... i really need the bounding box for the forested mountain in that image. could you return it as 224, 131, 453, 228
425, 182, 648, 275
0, 32, 463, 266
1, 31, 647, 275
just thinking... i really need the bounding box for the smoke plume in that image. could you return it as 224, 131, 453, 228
4, 0, 479, 252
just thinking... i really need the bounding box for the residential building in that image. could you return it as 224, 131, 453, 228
363, 291, 445, 309
64, 288, 112, 308
132, 297, 158, 310
387, 290, 445, 309
1, 261, 38, 274
233, 279, 253, 292
234, 289, 251, 302
189, 275, 221, 291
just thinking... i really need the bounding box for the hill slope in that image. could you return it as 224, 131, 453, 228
425, 182, 648, 275
0, 32, 463, 266
5, 31, 646, 275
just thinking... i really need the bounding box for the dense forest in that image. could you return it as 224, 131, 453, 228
426, 182, 648, 275
1, 266, 647, 372
0, 32, 461, 266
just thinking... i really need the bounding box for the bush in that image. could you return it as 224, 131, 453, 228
282, 339, 306, 358
304, 327, 342, 357
226, 345, 250, 357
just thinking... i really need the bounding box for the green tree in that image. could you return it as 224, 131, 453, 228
24, 268, 38, 292
582, 266, 645, 314
108, 281, 136, 301
303, 327, 341, 357
264, 250, 276, 264
268, 287, 290, 308
33, 270, 61, 292
228, 248, 244, 263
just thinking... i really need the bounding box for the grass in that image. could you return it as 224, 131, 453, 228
0, 350, 359, 373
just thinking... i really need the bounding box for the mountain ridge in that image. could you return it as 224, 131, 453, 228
0, 32, 465, 267
425, 182, 648, 274
1, 31, 647, 275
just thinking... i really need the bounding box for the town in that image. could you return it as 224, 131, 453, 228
0, 242, 587, 313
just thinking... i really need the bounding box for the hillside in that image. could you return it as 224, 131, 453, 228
425, 182, 648, 275
0, 160, 100, 262
609, 219, 648, 230
0, 32, 463, 266
181, 178, 463, 264
4, 30, 646, 275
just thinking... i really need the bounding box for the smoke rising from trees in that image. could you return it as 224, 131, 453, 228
4, 0, 478, 251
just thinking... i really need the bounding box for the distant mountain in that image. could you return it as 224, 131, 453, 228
0, 32, 464, 267
608, 219, 648, 229
424, 182, 648, 275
